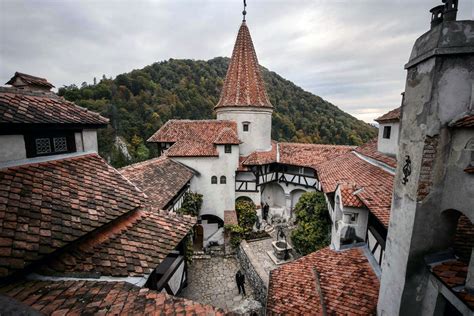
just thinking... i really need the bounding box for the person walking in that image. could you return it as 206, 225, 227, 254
235, 270, 246, 296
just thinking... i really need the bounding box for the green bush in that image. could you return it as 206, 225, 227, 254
224, 224, 246, 249
177, 192, 203, 217
291, 192, 331, 256
235, 200, 257, 232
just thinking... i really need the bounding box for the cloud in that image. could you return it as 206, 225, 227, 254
1, 0, 473, 123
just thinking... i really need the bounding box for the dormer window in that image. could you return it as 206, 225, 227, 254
225, 144, 232, 153
25, 132, 76, 158
243, 122, 250, 132
383, 126, 391, 139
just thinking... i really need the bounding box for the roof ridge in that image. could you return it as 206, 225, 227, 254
118, 155, 168, 171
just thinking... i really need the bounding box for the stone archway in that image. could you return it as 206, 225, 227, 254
261, 182, 285, 208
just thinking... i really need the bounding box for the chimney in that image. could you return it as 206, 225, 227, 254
429, 0, 458, 29
5, 72, 54, 91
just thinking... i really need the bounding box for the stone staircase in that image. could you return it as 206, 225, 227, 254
192, 250, 211, 260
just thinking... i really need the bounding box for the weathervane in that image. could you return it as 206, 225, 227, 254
242, 0, 247, 22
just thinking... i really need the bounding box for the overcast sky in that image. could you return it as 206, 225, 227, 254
1, 0, 473, 123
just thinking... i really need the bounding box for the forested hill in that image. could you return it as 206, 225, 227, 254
58, 57, 376, 167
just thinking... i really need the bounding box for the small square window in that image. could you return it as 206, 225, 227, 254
243, 123, 249, 132
383, 126, 391, 139
35, 138, 51, 154
350, 213, 358, 223
225, 144, 232, 153
53, 137, 68, 152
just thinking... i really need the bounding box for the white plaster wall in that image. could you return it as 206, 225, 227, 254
172, 144, 239, 221
216, 108, 272, 156
343, 206, 369, 240
377, 122, 399, 157
261, 183, 285, 207
235, 191, 261, 206
74, 132, 84, 152
0, 135, 26, 162
82, 130, 98, 152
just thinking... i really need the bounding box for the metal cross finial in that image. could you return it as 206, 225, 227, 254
242, 0, 247, 22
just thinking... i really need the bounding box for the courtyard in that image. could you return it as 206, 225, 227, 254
179, 256, 257, 311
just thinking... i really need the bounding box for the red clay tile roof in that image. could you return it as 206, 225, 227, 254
6, 72, 55, 90
267, 247, 379, 315
213, 127, 241, 144
147, 120, 239, 157
120, 156, 194, 209
215, 22, 272, 109
39, 208, 195, 277
354, 138, 397, 168
278, 142, 353, 169
243, 142, 352, 169
0, 280, 225, 315
339, 185, 365, 208
375, 107, 401, 123
0, 154, 145, 278
243, 141, 277, 165
0, 87, 108, 125
450, 113, 474, 128
318, 152, 394, 227
431, 260, 473, 309
224, 210, 238, 225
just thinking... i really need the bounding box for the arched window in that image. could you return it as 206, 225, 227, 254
211, 176, 217, 184
220, 176, 227, 184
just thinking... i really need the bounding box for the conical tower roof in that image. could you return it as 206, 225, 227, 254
215, 22, 273, 109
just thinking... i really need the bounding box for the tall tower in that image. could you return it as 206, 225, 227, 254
215, 11, 273, 156
378, 3, 474, 315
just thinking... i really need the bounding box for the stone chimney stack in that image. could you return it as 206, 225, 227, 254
430, 0, 458, 29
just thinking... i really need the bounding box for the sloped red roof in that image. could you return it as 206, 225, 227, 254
147, 120, 239, 157
375, 107, 401, 123
213, 127, 241, 144
0, 87, 108, 125
318, 152, 394, 227
340, 185, 365, 208
6, 72, 55, 89
39, 208, 195, 277
267, 247, 379, 315
0, 154, 145, 278
430, 260, 474, 309
243, 141, 277, 165
354, 138, 397, 168
450, 114, 474, 128
120, 156, 194, 209
278, 143, 353, 169
0, 280, 225, 315
215, 22, 272, 109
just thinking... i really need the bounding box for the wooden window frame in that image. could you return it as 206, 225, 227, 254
24, 131, 77, 158
211, 176, 218, 184
224, 144, 232, 153
220, 176, 227, 184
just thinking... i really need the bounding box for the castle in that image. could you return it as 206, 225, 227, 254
0, 1, 472, 315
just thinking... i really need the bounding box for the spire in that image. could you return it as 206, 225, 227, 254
215, 20, 273, 109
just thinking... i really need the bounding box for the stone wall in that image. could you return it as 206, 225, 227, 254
236, 240, 268, 305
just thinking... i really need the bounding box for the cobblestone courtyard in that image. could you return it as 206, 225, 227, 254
179, 256, 256, 311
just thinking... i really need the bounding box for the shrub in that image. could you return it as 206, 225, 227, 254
224, 224, 246, 249
235, 200, 257, 232
177, 192, 203, 217
291, 191, 331, 256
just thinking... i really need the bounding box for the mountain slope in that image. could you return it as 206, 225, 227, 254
58, 57, 376, 167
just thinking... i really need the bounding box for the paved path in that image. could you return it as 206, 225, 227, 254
179, 256, 256, 311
